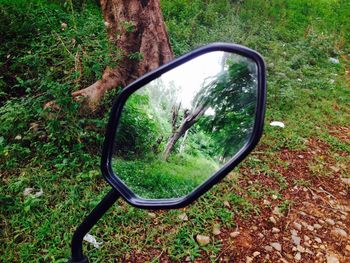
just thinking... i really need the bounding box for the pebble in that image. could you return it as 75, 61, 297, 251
258, 233, 264, 238
270, 242, 282, 252
291, 229, 298, 236
313, 223, 322, 229
196, 235, 210, 246
304, 235, 310, 242
264, 245, 273, 252
178, 213, 188, 221
272, 194, 278, 200
148, 212, 156, 218
320, 245, 326, 250
230, 231, 240, 238
306, 248, 313, 254
293, 222, 302, 231
269, 216, 277, 224
315, 237, 322, 243
292, 235, 301, 246
272, 227, 280, 233
307, 225, 314, 231
223, 201, 230, 208
318, 219, 325, 224
212, 224, 221, 235
246, 256, 253, 263
325, 218, 335, 225
295, 252, 301, 261
326, 253, 340, 263
341, 178, 350, 185
346, 245, 350, 252
341, 215, 347, 220
272, 206, 282, 216
263, 199, 271, 206
252, 226, 258, 231
252, 251, 260, 257
332, 227, 348, 238
296, 245, 305, 253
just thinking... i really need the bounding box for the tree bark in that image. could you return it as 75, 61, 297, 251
72, 0, 174, 109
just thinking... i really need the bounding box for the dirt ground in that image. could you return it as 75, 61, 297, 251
214, 129, 350, 262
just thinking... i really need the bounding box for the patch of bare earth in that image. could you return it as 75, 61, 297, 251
215, 137, 350, 262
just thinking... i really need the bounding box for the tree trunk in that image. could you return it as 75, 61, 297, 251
72, 0, 174, 109
163, 104, 208, 160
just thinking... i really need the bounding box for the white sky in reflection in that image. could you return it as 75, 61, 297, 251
161, 51, 225, 109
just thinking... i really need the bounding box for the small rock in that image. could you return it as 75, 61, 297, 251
326, 253, 340, 263
292, 235, 301, 246
331, 228, 348, 238
230, 231, 240, 238
299, 211, 307, 216
264, 245, 273, 252
307, 225, 314, 231
15, 135, 22, 140
272, 206, 283, 216
304, 235, 310, 242
293, 222, 302, 231
272, 194, 278, 200
263, 199, 271, 206
246, 256, 253, 263
270, 242, 282, 252
320, 245, 326, 250
306, 248, 314, 254
252, 251, 260, 257
272, 227, 280, 233
148, 212, 156, 218
318, 219, 325, 224
269, 216, 277, 224
291, 229, 298, 236
296, 245, 305, 253
212, 224, 221, 236
295, 252, 301, 261
252, 226, 258, 231
258, 233, 264, 238
196, 235, 210, 246
223, 200, 230, 208
178, 213, 188, 221
341, 178, 350, 185
329, 57, 340, 64
346, 245, 350, 252
313, 224, 322, 229
314, 237, 322, 243
325, 218, 335, 225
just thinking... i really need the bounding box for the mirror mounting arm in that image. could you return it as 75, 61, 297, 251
69, 188, 120, 263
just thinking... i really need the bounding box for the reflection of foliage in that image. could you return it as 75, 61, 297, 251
195, 58, 257, 158
114, 94, 161, 158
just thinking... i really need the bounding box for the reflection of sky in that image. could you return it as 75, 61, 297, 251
161, 51, 225, 109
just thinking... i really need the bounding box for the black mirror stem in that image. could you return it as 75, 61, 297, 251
68, 188, 120, 263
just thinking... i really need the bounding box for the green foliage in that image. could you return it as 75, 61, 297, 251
1, 0, 349, 262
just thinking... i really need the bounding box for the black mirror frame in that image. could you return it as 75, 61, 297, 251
101, 42, 266, 210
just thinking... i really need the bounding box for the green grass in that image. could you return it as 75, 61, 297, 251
1, 0, 350, 262
113, 154, 219, 199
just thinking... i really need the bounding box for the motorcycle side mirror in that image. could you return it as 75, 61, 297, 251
102, 43, 266, 208
69, 43, 266, 263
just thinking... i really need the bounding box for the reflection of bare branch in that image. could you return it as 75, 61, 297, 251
163, 103, 208, 160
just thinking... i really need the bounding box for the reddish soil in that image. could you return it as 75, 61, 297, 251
215, 137, 350, 262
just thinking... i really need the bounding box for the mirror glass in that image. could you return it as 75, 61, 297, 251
112, 51, 258, 199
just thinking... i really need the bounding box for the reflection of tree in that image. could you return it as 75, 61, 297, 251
163, 56, 257, 160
